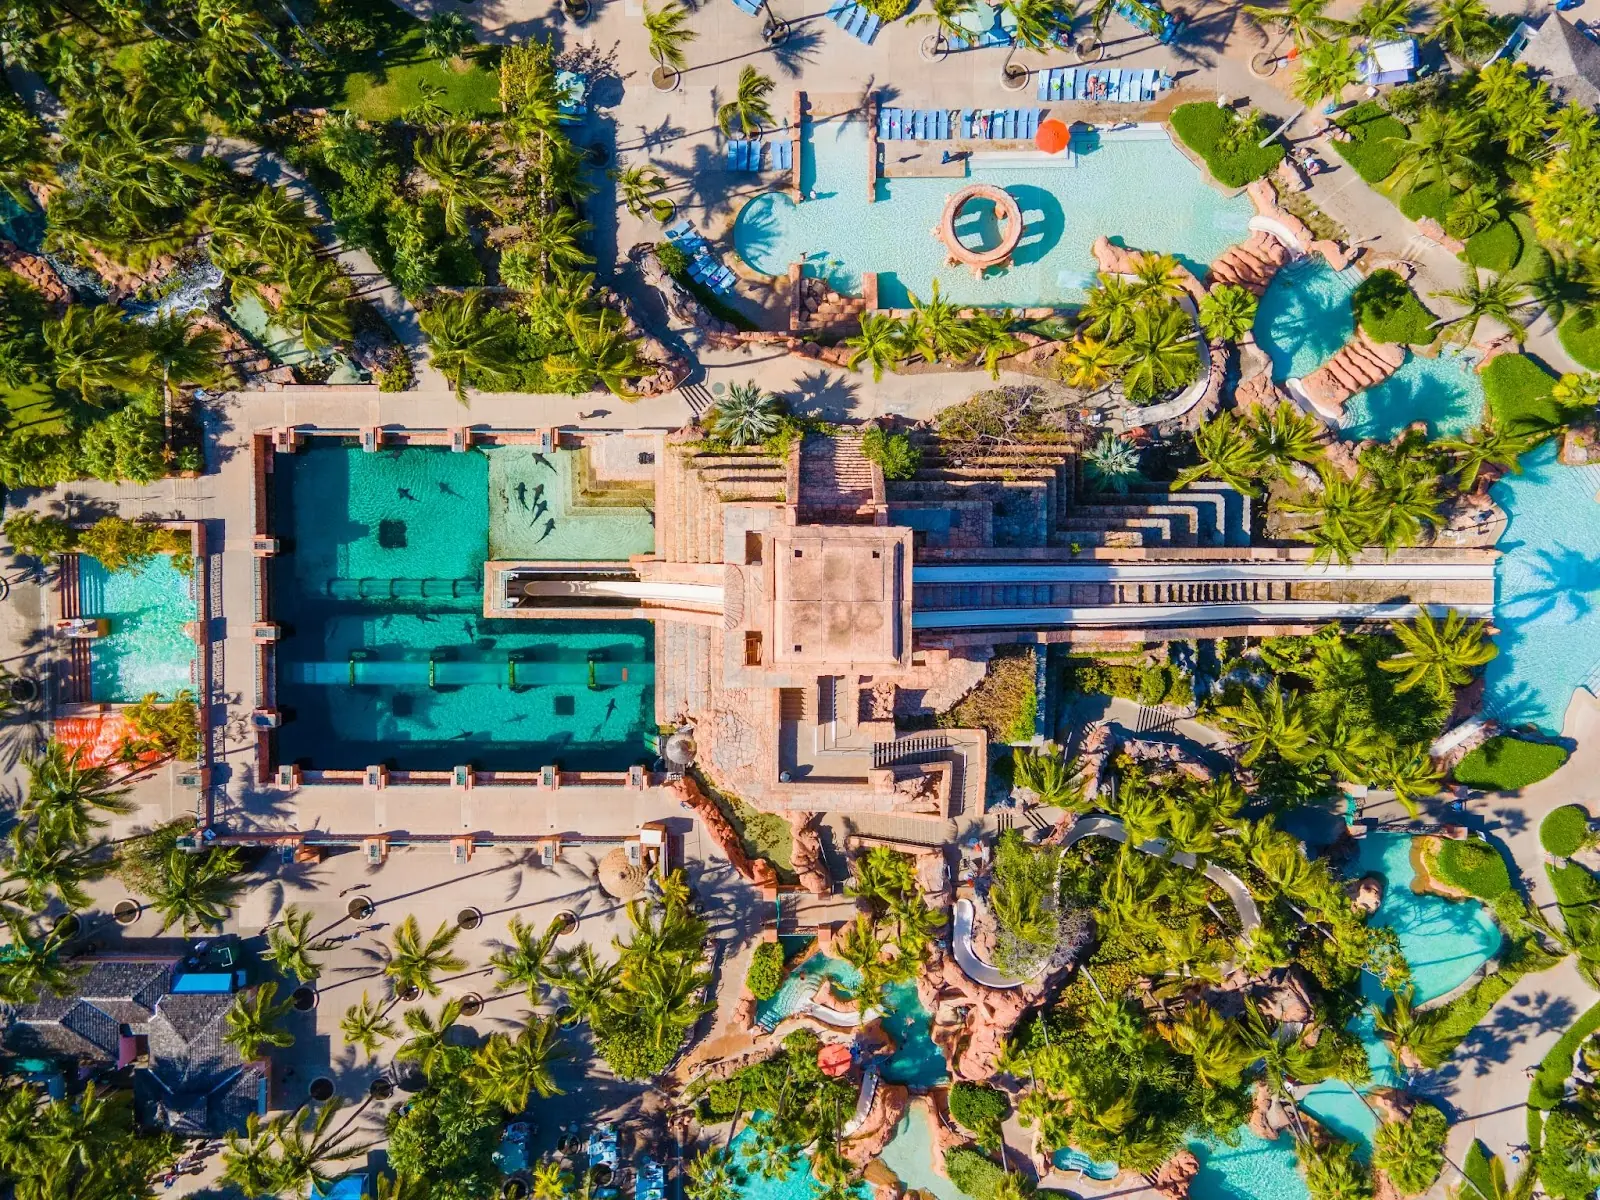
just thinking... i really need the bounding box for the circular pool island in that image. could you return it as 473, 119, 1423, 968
936, 183, 1023, 275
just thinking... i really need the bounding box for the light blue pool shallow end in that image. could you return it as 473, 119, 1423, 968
77, 554, 199, 703
1487, 443, 1600, 734
1188, 1133, 1307, 1200
1253, 259, 1483, 441
877, 1109, 966, 1200
734, 118, 1254, 308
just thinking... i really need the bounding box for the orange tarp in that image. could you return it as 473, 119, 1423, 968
54, 713, 161, 771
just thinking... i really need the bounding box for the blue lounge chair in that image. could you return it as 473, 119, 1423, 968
878, 108, 889, 139
918, 111, 930, 139
725, 142, 740, 170
1072, 70, 1085, 100
847, 5, 868, 36
860, 12, 880, 41
778, 138, 793, 169
1123, 70, 1136, 101
1012, 109, 1025, 136
1145, 67, 1160, 98
1037, 72, 1050, 101
961, 110, 973, 138
825, 0, 847, 17
938, 109, 950, 139
1108, 68, 1125, 101
883, 109, 895, 139
664, 218, 690, 241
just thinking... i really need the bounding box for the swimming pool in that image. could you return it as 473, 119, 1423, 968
78, 554, 199, 702
270, 443, 655, 771
487, 447, 654, 562
734, 119, 1254, 309
1485, 443, 1600, 734
1252, 259, 1484, 441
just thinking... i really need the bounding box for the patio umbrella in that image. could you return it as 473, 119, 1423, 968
956, 1, 996, 32
1035, 118, 1070, 154
597, 847, 648, 900
817, 1043, 855, 1077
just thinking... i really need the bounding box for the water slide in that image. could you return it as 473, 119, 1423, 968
915, 600, 1493, 631
952, 897, 1027, 989
511, 578, 725, 609
914, 562, 1496, 583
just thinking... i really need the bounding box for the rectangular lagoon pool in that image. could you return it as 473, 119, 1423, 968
270, 442, 655, 771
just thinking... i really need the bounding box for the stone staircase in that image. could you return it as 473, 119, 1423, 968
657, 621, 715, 723
660, 435, 786, 564
914, 576, 1297, 611
798, 434, 877, 524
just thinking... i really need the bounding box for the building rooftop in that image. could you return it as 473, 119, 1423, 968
1519, 14, 1600, 109
772, 527, 909, 670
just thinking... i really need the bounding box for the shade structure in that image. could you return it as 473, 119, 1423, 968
817, 1043, 855, 1077
1035, 118, 1070, 153
598, 847, 648, 899
955, 1, 996, 31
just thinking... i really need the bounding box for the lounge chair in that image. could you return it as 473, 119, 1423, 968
878, 108, 890, 140
1145, 68, 1160, 98
825, 0, 848, 17
664, 218, 691, 241
777, 138, 793, 169
958, 109, 970, 138
846, 5, 867, 35
937, 109, 949, 139
860, 12, 880, 41
1108, 68, 1124, 101
918, 111, 930, 139
725, 142, 740, 170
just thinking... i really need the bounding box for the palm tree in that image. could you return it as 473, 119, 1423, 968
419, 290, 520, 402
224, 982, 296, 1061
1445, 184, 1502, 240
1175, 413, 1269, 494
491, 914, 567, 1002
908, 0, 978, 56
1370, 743, 1443, 817
1243, 0, 1343, 48
340, 992, 398, 1060
644, 2, 697, 80
685, 1147, 743, 1200
1440, 420, 1535, 491
1453, 1151, 1536, 1200
396, 998, 463, 1079
273, 255, 353, 351
1389, 109, 1484, 193
1131, 253, 1187, 306
1431, 269, 1533, 344
267, 1101, 374, 1197
264, 904, 332, 984
422, 11, 471, 59
532, 1157, 576, 1200
553, 942, 622, 1024
705, 381, 783, 447
22, 741, 130, 846
1292, 37, 1361, 108
1, 824, 106, 913
1111, 302, 1199, 400
1248, 402, 1324, 479
997, 0, 1067, 87
1078, 274, 1142, 340
0, 103, 54, 209
620, 953, 712, 1048
905, 281, 974, 364
472, 1016, 570, 1111
525, 208, 597, 278
141, 313, 222, 432
1083, 432, 1142, 493
966, 309, 1024, 378
1164, 1003, 1251, 1088
1280, 464, 1381, 565
403, 80, 451, 129
144, 845, 246, 933
611, 165, 673, 221
0, 917, 82, 1004
1198, 284, 1258, 342
221, 1111, 281, 1196
1380, 607, 1497, 696
1427, 0, 1498, 61
1011, 749, 1085, 809
550, 307, 644, 398
42, 305, 141, 403
1372, 984, 1453, 1071
1344, 0, 1418, 40
416, 124, 505, 236
844, 313, 904, 381
1058, 335, 1116, 391
1218, 681, 1313, 765
386, 915, 467, 999
717, 66, 775, 137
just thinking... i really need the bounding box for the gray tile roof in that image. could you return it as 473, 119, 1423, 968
4, 959, 177, 1065
1519, 15, 1600, 109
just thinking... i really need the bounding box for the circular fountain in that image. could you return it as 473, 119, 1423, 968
935, 184, 1024, 276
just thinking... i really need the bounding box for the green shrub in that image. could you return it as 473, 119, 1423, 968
746, 941, 784, 1000
947, 1147, 1017, 1200
657, 240, 690, 277
1560, 311, 1600, 371
1457, 737, 1571, 794
1399, 181, 1455, 223
1541, 804, 1591, 856
940, 648, 1038, 743
1464, 220, 1522, 272
861, 426, 922, 480
1351, 270, 1436, 344
3, 512, 77, 562
1461, 1141, 1494, 1200
1331, 103, 1408, 183
1541, 1109, 1600, 1200
1065, 658, 1193, 708
1169, 103, 1285, 189
1531, 1001, 1600, 1110
1431, 837, 1512, 899
1552, 862, 1600, 906
864, 0, 910, 17
1481, 354, 1574, 435
949, 1083, 1011, 1136
1372, 1101, 1447, 1196
1506, 213, 1552, 285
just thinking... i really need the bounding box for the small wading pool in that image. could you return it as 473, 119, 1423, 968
77, 554, 199, 702
270, 443, 655, 771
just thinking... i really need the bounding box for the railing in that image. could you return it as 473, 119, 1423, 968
872, 732, 950, 767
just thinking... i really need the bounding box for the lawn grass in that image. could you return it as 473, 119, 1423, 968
692, 769, 796, 881
1430, 837, 1512, 899
1461, 1141, 1494, 1200
1530, 1000, 1600, 1109
1351, 269, 1436, 344
1399, 180, 1455, 223
1331, 101, 1408, 184
1, 380, 68, 437
1169, 103, 1285, 189
1456, 734, 1570, 791
1505, 212, 1552, 286
1541, 803, 1591, 856
1463, 220, 1522, 272
1560, 310, 1600, 371
1480, 354, 1583, 435
305, 0, 501, 120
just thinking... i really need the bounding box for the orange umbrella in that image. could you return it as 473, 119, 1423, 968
1035, 118, 1070, 154
817, 1043, 854, 1077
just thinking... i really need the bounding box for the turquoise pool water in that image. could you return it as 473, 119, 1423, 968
1192, 832, 1500, 1200
1252, 260, 1484, 441
878, 1109, 966, 1200
78, 554, 199, 702
487, 447, 655, 562
754, 954, 946, 1087
1052, 1147, 1119, 1180
734, 120, 1254, 309
730, 1118, 871, 1200
271, 443, 654, 771
1486, 443, 1600, 734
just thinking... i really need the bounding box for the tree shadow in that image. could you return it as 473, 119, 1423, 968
780, 367, 862, 420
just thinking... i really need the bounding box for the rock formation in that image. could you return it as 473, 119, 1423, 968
791, 813, 833, 896
916, 946, 1074, 1081
665, 775, 778, 888
1350, 874, 1385, 915
1415, 218, 1466, 255
1091, 237, 1208, 304
0, 240, 71, 306
1206, 229, 1293, 296
842, 1082, 910, 1165
629, 242, 738, 339
1150, 1150, 1200, 1200
1297, 330, 1407, 419
1245, 179, 1356, 270
924, 1092, 965, 1175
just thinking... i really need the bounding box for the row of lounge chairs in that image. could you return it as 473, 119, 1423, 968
725, 137, 795, 172
1035, 66, 1172, 103
663, 219, 738, 295
877, 107, 1046, 141
826, 0, 882, 43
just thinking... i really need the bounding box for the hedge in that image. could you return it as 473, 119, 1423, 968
1463, 220, 1522, 273
746, 941, 785, 1000
1351, 269, 1436, 345
1169, 103, 1285, 189
1480, 355, 1568, 435
949, 1083, 1011, 1135
1331, 102, 1408, 183
1506, 213, 1552, 285
1461, 1140, 1494, 1200
1541, 804, 1591, 856
1532, 1001, 1600, 1109
1399, 181, 1455, 223
1430, 837, 1512, 899
1456, 736, 1572, 793
1542, 1109, 1600, 1200
939, 647, 1038, 743
947, 1147, 1013, 1200
1560, 310, 1600, 371
1063, 658, 1194, 708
